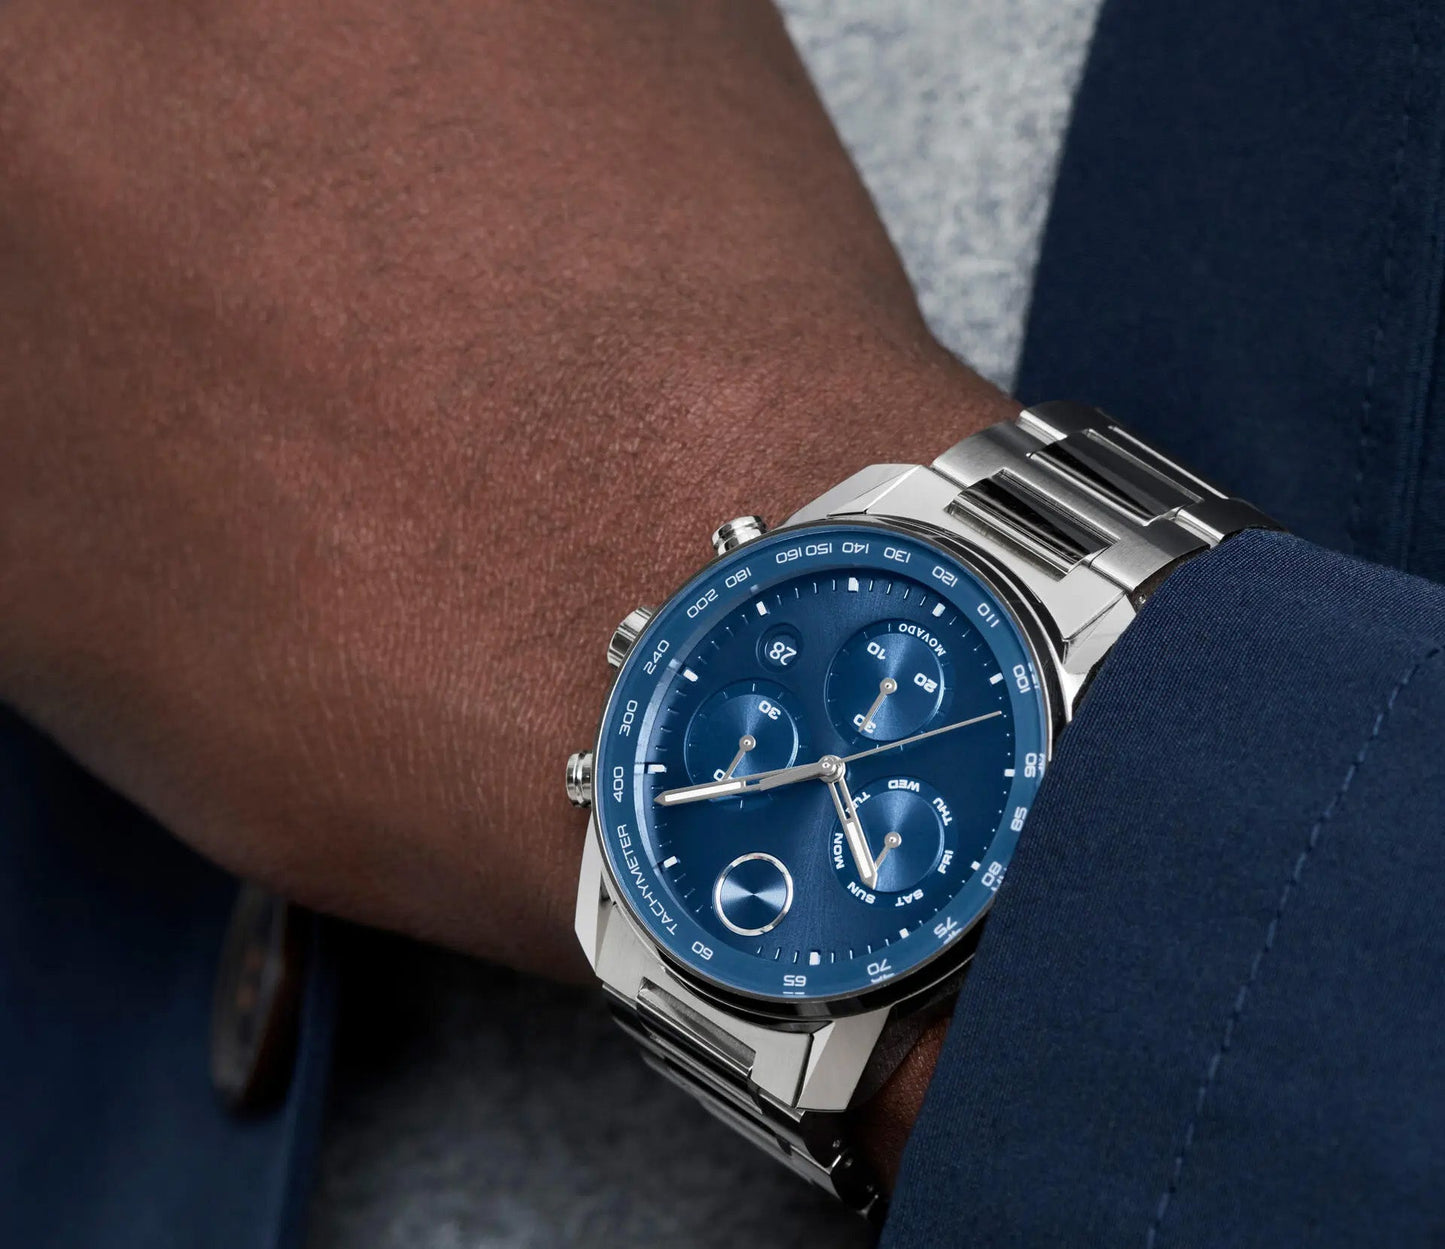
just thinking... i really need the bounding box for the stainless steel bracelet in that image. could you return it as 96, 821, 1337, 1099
605, 981, 888, 1220
596, 403, 1276, 1222
933, 401, 1277, 602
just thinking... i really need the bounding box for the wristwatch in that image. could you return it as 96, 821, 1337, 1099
566, 402, 1276, 1221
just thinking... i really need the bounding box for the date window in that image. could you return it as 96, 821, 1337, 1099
757, 624, 803, 671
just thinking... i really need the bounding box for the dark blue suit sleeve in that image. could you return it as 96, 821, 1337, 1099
884, 530, 1445, 1248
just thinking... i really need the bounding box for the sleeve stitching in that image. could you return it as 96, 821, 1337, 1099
1144, 642, 1443, 1249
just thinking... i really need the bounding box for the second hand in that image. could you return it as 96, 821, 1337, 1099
841, 709, 1004, 765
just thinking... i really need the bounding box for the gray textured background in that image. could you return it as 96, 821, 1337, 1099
305, 4, 1101, 1246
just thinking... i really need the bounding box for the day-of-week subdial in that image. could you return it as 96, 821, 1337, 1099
682, 679, 804, 789
825, 619, 952, 743
833, 776, 954, 906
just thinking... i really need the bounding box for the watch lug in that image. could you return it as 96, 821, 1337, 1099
574, 817, 612, 971
795, 1008, 892, 1112
784, 464, 917, 527
1055, 595, 1139, 686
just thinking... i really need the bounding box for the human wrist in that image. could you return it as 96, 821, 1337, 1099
855, 1015, 949, 1189
0, 0, 1023, 991
535, 341, 1017, 967
607, 336, 1020, 588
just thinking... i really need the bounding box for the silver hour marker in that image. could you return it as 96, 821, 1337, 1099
1003, 767, 1015, 777
808, 950, 821, 966
898, 927, 909, 939
847, 577, 860, 592
645, 763, 669, 774
971, 860, 982, 872
682, 667, 699, 682
989, 672, 1005, 685
932, 602, 947, 617
755, 600, 768, 616
661, 855, 679, 869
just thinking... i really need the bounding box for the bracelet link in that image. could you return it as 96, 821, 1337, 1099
609, 987, 888, 1222
934, 402, 1280, 600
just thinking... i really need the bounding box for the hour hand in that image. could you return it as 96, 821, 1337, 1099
827, 772, 878, 889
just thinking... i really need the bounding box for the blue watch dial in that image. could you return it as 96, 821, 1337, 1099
594, 523, 1049, 1004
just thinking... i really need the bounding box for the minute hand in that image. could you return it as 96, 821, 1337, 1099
654, 758, 835, 807
841, 709, 1004, 764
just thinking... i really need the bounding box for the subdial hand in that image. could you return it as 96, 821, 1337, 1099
856, 677, 898, 738
872, 831, 903, 876
719, 734, 757, 781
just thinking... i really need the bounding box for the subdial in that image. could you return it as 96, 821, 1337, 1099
682, 680, 803, 788
832, 776, 949, 898
713, 852, 794, 936
825, 619, 951, 743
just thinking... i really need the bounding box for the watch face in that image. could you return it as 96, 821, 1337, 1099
594, 522, 1050, 1006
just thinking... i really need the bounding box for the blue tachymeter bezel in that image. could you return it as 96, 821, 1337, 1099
592, 520, 1053, 1014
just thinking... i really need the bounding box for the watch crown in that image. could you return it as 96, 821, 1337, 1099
710, 516, 768, 557
607, 605, 654, 668
565, 750, 594, 808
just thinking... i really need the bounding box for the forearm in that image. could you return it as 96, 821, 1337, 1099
0, 0, 1005, 1179
0, 0, 1010, 958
